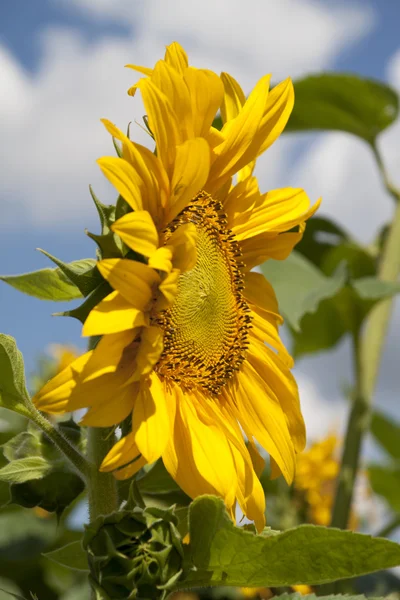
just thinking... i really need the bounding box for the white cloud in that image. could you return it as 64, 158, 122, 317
0, 0, 375, 229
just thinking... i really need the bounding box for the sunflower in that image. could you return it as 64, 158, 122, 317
34, 42, 320, 531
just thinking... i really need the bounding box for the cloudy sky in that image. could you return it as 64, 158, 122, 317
1, 0, 399, 450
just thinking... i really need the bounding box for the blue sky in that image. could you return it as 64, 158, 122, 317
1, 0, 400, 442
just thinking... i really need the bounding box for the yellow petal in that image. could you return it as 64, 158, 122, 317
244, 272, 282, 322
100, 431, 140, 472
132, 326, 164, 380
257, 78, 295, 156
220, 72, 246, 123
101, 119, 168, 220
164, 42, 189, 74
148, 246, 173, 272
240, 231, 303, 270
168, 223, 197, 272
248, 341, 306, 453
125, 64, 153, 76
162, 387, 237, 508
137, 78, 180, 174
184, 68, 224, 137
33, 331, 136, 415
83, 291, 147, 336
151, 60, 194, 141
33, 351, 93, 414
97, 157, 143, 212
112, 211, 159, 257
80, 382, 135, 427
97, 259, 159, 307
113, 455, 147, 480
233, 188, 320, 240
155, 268, 180, 311
167, 137, 210, 222
207, 74, 270, 191
229, 360, 296, 483
250, 311, 293, 368
132, 372, 171, 463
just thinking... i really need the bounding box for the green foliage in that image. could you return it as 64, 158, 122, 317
37, 251, 101, 298
185, 496, 400, 588
0, 335, 32, 418
371, 411, 400, 460
1, 423, 85, 517
84, 506, 184, 600
0, 262, 86, 302
368, 466, 400, 513
261, 251, 346, 331
44, 541, 89, 572
86, 186, 125, 259
57, 280, 112, 324
0, 457, 51, 484
285, 73, 398, 143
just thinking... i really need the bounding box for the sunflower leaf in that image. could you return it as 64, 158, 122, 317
0, 334, 32, 418
43, 540, 89, 572
185, 496, 400, 587
285, 74, 399, 143
351, 277, 400, 300
0, 262, 86, 302
371, 411, 400, 460
261, 251, 347, 331
0, 457, 52, 484
368, 465, 400, 513
37, 251, 101, 297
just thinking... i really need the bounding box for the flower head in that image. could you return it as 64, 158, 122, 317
34, 42, 320, 531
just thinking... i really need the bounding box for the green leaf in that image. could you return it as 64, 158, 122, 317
294, 217, 349, 271
0, 335, 32, 417
44, 540, 89, 572
186, 496, 400, 587
368, 465, 400, 513
37, 251, 100, 297
285, 74, 399, 143
371, 411, 400, 460
0, 457, 51, 483
352, 277, 400, 300
0, 261, 87, 302
261, 251, 346, 331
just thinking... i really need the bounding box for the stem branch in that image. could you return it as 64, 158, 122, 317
28, 402, 90, 481
330, 145, 400, 530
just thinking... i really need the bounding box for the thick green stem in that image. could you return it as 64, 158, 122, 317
28, 401, 90, 481
330, 149, 400, 530
87, 427, 119, 521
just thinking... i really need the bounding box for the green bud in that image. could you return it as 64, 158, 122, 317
83, 506, 184, 600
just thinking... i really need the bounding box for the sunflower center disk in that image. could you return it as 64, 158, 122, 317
155, 193, 251, 395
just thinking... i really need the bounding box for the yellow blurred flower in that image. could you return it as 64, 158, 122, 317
295, 435, 357, 528
34, 42, 319, 532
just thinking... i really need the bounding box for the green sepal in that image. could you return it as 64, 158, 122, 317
37, 250, 100, 297
88, 187, 125, 259
56, 281, 112, 324
83, 506, 184, 600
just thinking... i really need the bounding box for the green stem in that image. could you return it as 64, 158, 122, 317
87, 427, 119, 520
27, 401, 90, 481
375, 515, 400, 539
330, 147, 400, 530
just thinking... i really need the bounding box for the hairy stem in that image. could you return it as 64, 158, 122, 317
28, 402, 90, 481
330, 145, 400, 530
